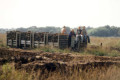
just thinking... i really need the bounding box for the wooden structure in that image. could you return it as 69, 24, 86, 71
20, 31, 33, 49
7, 31, 21, 48
33, 32, 46, 48
7, 31, 68, 49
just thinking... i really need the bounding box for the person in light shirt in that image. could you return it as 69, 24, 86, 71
61, 26, 67, 34
81, 26, 90, 43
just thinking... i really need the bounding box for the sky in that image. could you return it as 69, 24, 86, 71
0, 0, 120, 29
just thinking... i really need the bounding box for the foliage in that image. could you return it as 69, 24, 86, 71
1, 25, 120, 37
87, 25, 120, 37
0, 63, 30, 80
0, 63, 120, 80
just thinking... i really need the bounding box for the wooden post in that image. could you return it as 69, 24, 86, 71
53, 34, 54, 47
46, 33, 48, 45
30, 32, 31, 49
100, 43, 102, 47
24, 40, 26, 48
44, 33, 46, 46
12, 39, 13, 47
58, 34, 59, 48
6, 31, 8, 46
16, 32, 18, 47
32, 32, 34, 48
38, 41, 40, 48
19, 32, 21, 48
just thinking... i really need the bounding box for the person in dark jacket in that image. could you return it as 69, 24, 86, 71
68, 29, 76, 49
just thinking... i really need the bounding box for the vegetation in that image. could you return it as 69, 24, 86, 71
1, 25, 120, 37
0, 34, 120, 80
0, 63, 30, 80
0, 34, 6, 47
0, 63, 120, 80
87, 25, 120, 37
0, 33, 120, 57
32, 37, 120, 57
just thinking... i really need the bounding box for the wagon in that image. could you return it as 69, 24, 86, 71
6, 31, 69, 49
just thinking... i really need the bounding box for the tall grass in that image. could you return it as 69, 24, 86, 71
32, 37, 120, 56
0, 63, 120, 80
0, 63, 30, 80
0, 33, 6, 47
85, 37, 120, 56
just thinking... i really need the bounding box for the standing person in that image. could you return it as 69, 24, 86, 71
75, 26, 83, 49
68, 29, 76, 49
81, 26, 90, 43
61, 26, 67, 34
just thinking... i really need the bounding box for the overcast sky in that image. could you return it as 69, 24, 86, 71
0, 0, 120, 29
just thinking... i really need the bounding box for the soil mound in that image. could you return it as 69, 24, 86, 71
0, 48, 120, 72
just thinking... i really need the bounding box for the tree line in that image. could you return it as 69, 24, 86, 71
87, 25, 120, 37
0, 25, 120, 37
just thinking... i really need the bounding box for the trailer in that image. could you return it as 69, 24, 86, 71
6, 31, 69, 49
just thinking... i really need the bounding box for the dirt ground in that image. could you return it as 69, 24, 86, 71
0, 48, 120, 73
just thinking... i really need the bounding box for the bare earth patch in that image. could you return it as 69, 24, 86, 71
0, 48, 120, 73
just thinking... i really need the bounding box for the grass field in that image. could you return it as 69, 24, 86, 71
0, 63, 120, 80
0, 33, 6, 47
0, 33, 120, 57
1, 33, 120, 56
33, 36, 120, 57
0, 34, 120, 80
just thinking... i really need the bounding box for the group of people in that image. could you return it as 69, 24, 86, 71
61, 26, 90, 49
